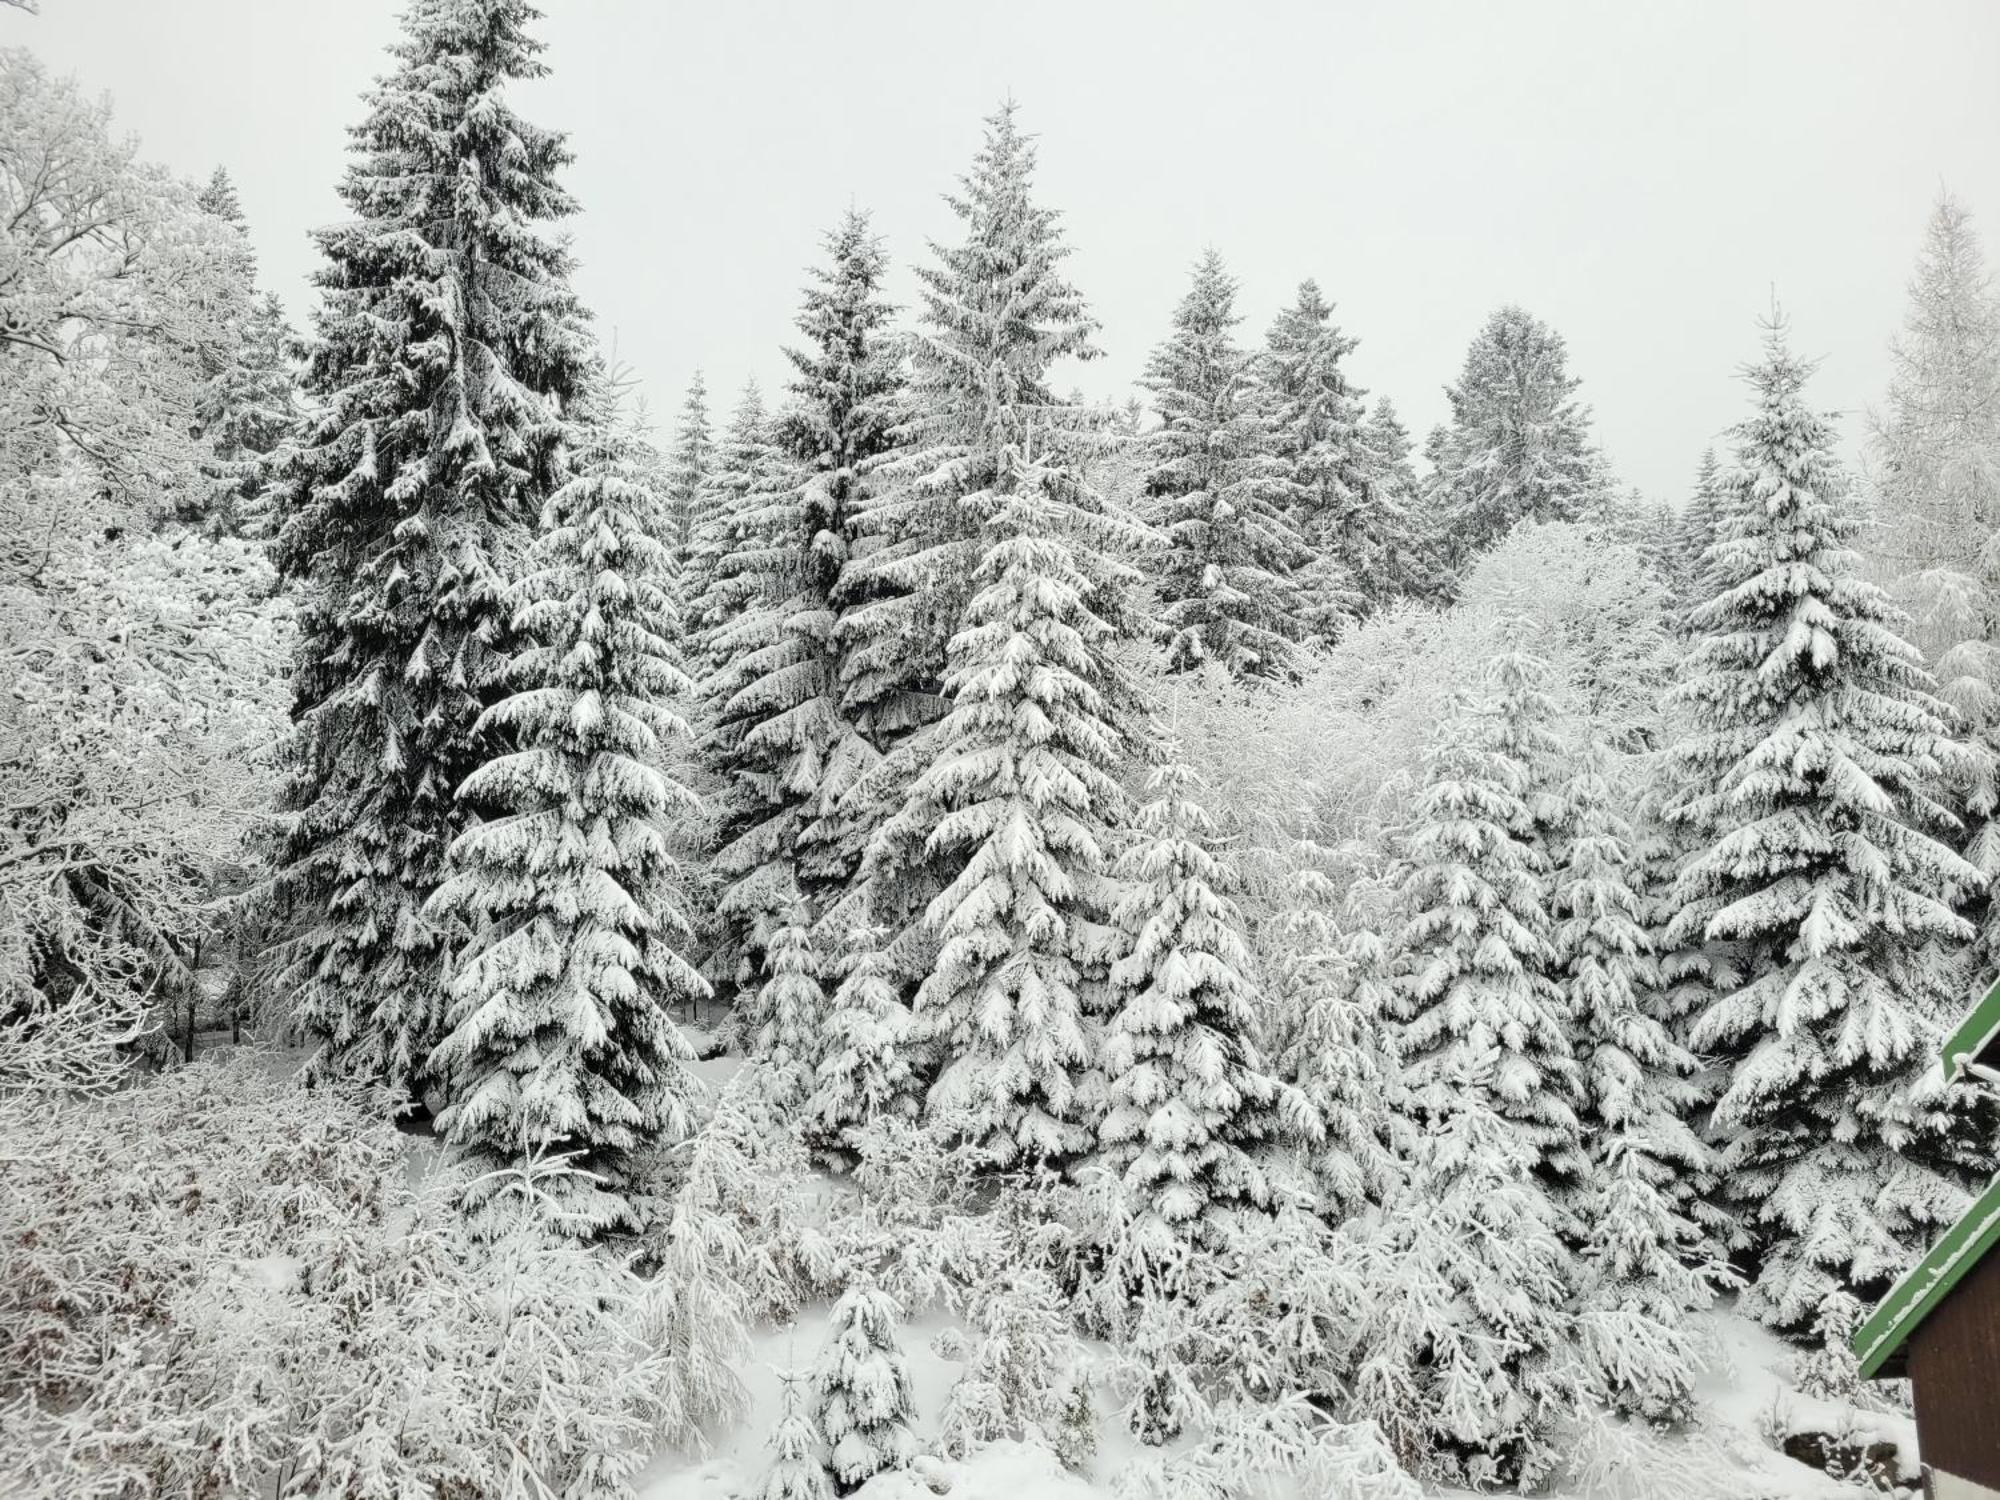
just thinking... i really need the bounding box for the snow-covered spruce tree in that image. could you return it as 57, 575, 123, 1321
1392, 656, 1583, 1187
1550, 744, 1716, 1422
1424, 305, 1610, 577
863, 104, 1139, 1171
901, 426, 1139, 1170
693, 382, 803, 1002
1354, 1082, 1581, 1490
841, 104, 1114, 949
687, 381, 789, 676
187, 166, 295, 535
1142, 250, 1310, 679
1868, 192, 2000, 648
1264, 277, 1398, 631
663, 370, 713, 568
1100, 756, 1306, 1262
1484, 633, 1571, 840
1349, 654, 1593, 1486
1868, 194, 2000, 971
1668, 319, 1995, 1336
1357, 395, 1450, 605
425, 422, 704, 1236
1269, 906, 1403, 1222
812, 1281, 918, 1495
785, 212, 910, 908
751, 909, 830, 1111
808, 932, 920, 1148
763, 1369, 835, 1500
707, 211, 905, 971
271, 0, 594, 1097
1669, 448, 1728, 626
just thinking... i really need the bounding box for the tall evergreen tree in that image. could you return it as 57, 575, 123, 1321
1549, 746, 1715, 1421
687, 382, 789, 677
187, 165, 294, 534
425, 422, 703, 1235
1142, 251, 1309, 678
1367, 651, 1585, 1487
867, 104, 1137, 1172
1667, 320, 1994, 1336
1424, 305, 1609, 577
1669, 448, 1727, 627
1868, 195, 2000, 971
1392, 652, 1583, 1187
663, 371, 713, 566
694, 381, 806, 1005
1099, 758, 1304, 1262
1869, 193, 2000, 637
1357, 396, 1449, 604
709, 211, 905, 962
1265, 277, 1396, 629
271, 0, 594, 1096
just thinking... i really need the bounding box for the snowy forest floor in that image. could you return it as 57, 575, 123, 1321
635, 1264, 1916, 1500
143, 1037, 1918, 1500
621, 1053, 1915, 1500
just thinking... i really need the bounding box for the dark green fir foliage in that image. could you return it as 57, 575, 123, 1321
271, 0, 594, 1096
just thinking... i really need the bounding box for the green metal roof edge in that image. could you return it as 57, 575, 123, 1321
1941, 973, 2000, 1084
1854, 1175, 2000, 1379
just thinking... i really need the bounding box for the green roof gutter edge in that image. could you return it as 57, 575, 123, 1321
1941, 974, 2000, 1084
1854, 1176, 2000, 1379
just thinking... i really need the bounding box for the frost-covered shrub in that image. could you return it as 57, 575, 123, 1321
2, 523, 291, 1049
649, 1069, 848, 1322
828, 1117, 1013, 1317
1555, 1409, 1742, 1500
1165, 520, 1669, 914
1113, 1394, 1420, 1500
0, 1055, 693, 1499
0, 982, 146, 1098
1078, 1194, 1365, 1441
1346, 1103, 1585, 1491
940, 1268, 1094, 1468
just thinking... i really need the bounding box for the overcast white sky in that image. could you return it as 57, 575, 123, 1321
12, 0, 1999, 500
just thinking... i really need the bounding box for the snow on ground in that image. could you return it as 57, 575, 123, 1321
636, 1299, 1912, 1499
636, 1303, 1155, 1499
205, 1036, 1914, 1500
1693, 1314, 1919, 1496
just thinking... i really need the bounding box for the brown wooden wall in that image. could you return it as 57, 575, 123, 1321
1910, 1247, 2000, 1489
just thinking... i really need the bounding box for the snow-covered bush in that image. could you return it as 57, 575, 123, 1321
1087, 1201, 1370, 1448
2, 521, 291, 1050
828, 1116, 1013, 1317
1164, 520, 1669, 915
0, 1055, 690, 1499
1, 52, 294, 1055
1347, 1099, 1585, 1490
940, 1267, 1094, 1468
648, 1069, 846, 1324
1113, 1394, 1421, 1500
0, 982, 146, 1098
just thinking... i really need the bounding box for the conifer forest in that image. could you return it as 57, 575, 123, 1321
3, 2, 1998, 1496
